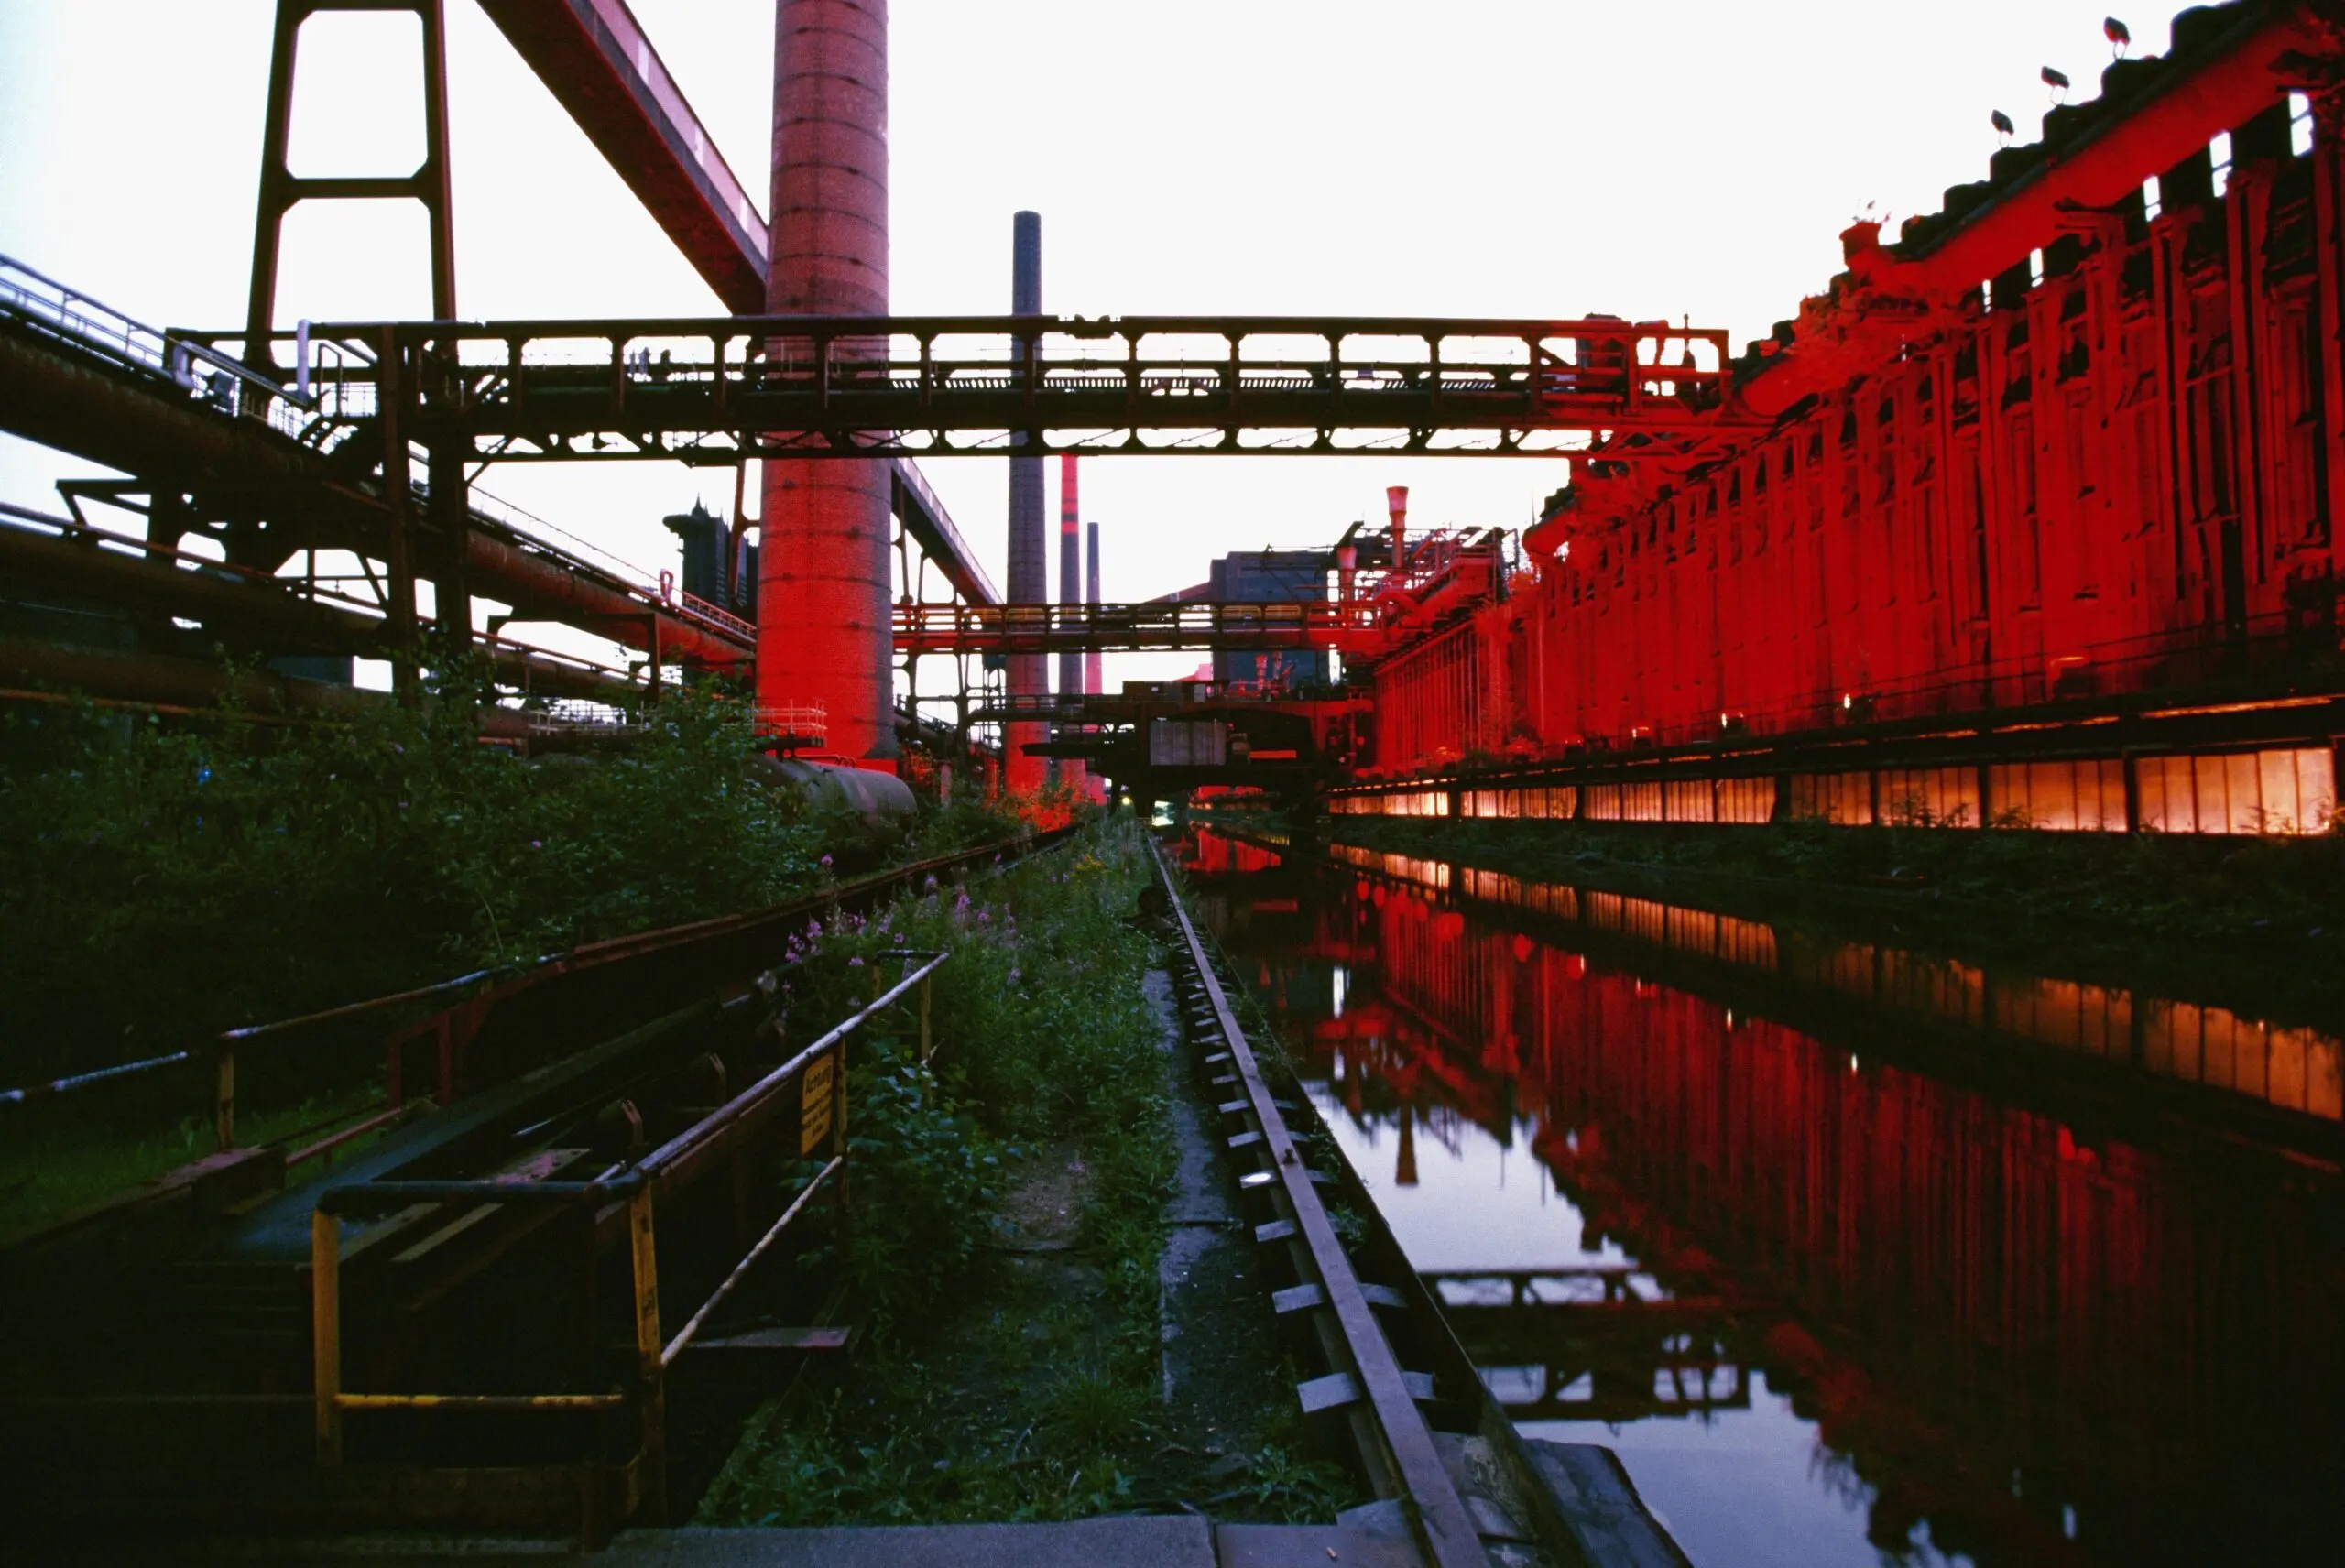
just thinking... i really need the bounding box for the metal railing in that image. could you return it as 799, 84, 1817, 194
0, 252, 345, 448
307, 947, 945, 1524
755, 701, 828, 745
3, 256, 740, 663
3, 831, 1050, 1207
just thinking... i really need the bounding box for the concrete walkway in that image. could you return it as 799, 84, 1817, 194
600, 1519, 1214, 1567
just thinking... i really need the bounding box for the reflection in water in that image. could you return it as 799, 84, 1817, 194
1324, 841, 2344, 1123
1184, 829, 2345, 1568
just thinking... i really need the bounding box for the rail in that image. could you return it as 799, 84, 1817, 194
209, 312, 1751, 464
0, 252, 307, 415
310, 945, 945, 1524
6, 831, 1052, 1191
1150, 840, 1489, 1568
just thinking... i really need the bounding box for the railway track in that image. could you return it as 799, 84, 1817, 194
1151, 838, 1689, 1568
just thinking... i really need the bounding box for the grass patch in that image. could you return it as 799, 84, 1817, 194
697, 817, 1350, 1526
0, 1081, 393, 1239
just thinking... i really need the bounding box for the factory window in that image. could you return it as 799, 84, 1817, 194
1789, 772, 1872, 825
1716, 777, 1777, 824
1663, 779, 1716, 823
1988, 759, 2126, 832
1466, 789, 1524, 820
2142, 173, 2163, 222
2210, 130, 2233, 199
1878, 767, 1980, 828
1583, 782, 1663, 822
2291, 93, 2315, 157
2137, 748, 2337, 834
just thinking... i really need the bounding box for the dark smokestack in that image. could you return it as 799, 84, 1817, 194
1058, 453, 1082, 702
1056, 453, 1085, 794
1085, 518, 1102, 700
1005, 210, 1046, 793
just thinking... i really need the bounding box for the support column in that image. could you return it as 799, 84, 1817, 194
377, 327, 420, 705
427, 440, 471, 666
1005, 210, 1048, 793
758, 0, 895, 761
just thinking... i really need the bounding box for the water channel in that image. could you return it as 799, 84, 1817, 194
1181, 826, 2345, 1568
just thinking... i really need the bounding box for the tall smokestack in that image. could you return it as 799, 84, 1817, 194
1058, 454, 1082, 702
1005, 211, 1047, 794
1084, 518, 1102, 700
1056, 453, 1085, 795
758, 0, 892, 760
1386, 485, 1409, 574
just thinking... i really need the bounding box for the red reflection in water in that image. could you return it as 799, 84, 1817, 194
1200, 831, 2345, 1568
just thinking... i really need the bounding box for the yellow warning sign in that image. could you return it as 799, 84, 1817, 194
800, 1053, 835, 1155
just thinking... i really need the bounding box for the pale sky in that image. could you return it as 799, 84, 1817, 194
0, 0, 2176, 689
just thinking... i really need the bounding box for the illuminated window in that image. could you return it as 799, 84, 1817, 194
2142, 174, 2162, 222
1988, 759, 2125, 832
2138, 748, 2336, 834
2291, 93, 2315, 157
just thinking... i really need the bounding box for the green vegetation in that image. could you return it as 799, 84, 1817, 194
0, 675, 1020, 1233
0, 681, 1020, 1083
699, 819, 1348, 1526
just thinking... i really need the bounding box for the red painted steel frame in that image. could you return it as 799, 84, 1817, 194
1370, 6, 2345, 772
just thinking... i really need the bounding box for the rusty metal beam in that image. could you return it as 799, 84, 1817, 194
474, 0, 768, 312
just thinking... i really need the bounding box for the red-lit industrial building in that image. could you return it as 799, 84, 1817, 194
1346, 2, 2345, 836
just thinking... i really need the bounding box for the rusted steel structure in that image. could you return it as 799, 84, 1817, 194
1357, 2, 2345, 831
244, 313, 1735, 465
756, 0, 895, 760
1, 833, 1061, 1540
474, 0, 770, 312
16, 0, 2345, 808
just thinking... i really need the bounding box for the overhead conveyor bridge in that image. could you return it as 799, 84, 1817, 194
215, 314, 1751, 465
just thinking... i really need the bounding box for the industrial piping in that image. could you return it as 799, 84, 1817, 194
758, 0, 896, 761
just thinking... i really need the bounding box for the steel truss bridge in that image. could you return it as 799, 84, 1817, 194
213, 314, 1750, 465
893, 598, 1389, 658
